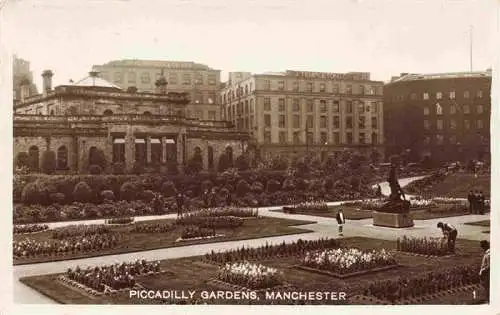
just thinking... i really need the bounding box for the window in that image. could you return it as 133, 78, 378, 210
436, 119, 443, 130
264, 80, 271, 90
332, 132, 340, 144
346, 132, 353, 144
373, 101, 379, 113
359, 132, 365, 144
293, 99, 300, 112
202, 74, 214, 85
306, 115, 314, 129
151, 138, 161, 164
450, 119, 457, 129
346, 85, 352, 94
333, 116, 340, 129
278, 98, 285, 112
333, 84, 339, 94
476, 119, 484, 129
134, 138, 146, 163
193, 92, 203, 104
195, 74, 203, 85
449, 135, 457, 144
464, 120, 470, 129
358, 101, 365, 113
279, 115, 286, 128
208, 111, 216, 120
57, 146, 68, 170
477, 105, 484, 114
450, 104, 457, 115
436, 134, 444, 145
293, 115, 301, 128
423, 92, 429, 100
346, 100, 353, 113
436, 92, 442, 100
114, 72, 123, 83
182, 73, 191, 85
359, 85, 365, 95
346, 116, 353, 129
264, 131, 271, 143
307, 82, 313, 92
264, 114, 271, 127
477, 90, 483, 98
140, 72, 150, 84
306, 99, 313, 112
371, 117, 378, 129
169, 73, 178, 85
449, 91, 455, 99
464, 90, 470, 99
463, 105, 470, 114
306, 132, 314, 145
250, 99, 254, 113
359, 116, 366, 129
112, 139, 125, 163
293, 132, 300, 144
264, 98, 271, 111
320, 100, 327, 113
424, 120, 430, 130
127, 72, 136, 83
371, 132, 378, 144
320, 116, 327, 128
292, 81, 299, 91
320, 83, 326, 92
423, 136, 431, 144
320, 132, 327, 144
332, 100, 339, 113
244, 101, 249, 114
436, 103, 443, 115
278, 81, 285, 91
410, 93, 417, 100
279, 131, 287, 144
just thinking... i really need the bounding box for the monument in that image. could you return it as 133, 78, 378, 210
372, 164, 414, 228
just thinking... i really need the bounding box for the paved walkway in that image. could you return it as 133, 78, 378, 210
13, 175, 490, 304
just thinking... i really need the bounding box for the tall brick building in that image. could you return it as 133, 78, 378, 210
384, 70, 491, 164
13, 70, 249, 174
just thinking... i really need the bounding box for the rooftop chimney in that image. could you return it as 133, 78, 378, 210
19, 77, 31, 102
41, 70, 54, 94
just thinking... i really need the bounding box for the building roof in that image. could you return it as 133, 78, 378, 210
390, 70, 492, 83
73, 72, 122, 90
93, 59, 219, 71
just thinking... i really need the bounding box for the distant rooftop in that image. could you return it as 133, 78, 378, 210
94, 59, 219, 71
390, 69, 492, 83
73, 71, 122, 90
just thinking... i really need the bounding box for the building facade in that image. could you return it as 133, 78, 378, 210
384, 70, 491, 164
13, 71, 249, 174
92, 60, 221, 122
219, 70, 384, 161
13, 54, 38, 102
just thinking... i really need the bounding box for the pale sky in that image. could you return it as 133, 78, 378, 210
3, 0, 497, 90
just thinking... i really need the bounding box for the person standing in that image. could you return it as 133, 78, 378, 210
467, 191, 474, 214
478, 191, 486, 215
209, 188, 217, 208
202, 189, 210, 208
437, 222, 458, 253
225, 190, 232, 206
176, 192, 185, 217
336, 209, 346, 236
479, 240, 490, 302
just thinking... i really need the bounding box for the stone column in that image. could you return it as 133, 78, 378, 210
202, 138, 209, 171
161, 137, 167, 164
146, 135, 152, 164
71, 135, 78, 172
124, 129, 135, 173
105, 134, 113, 172
177, 133, 184, 174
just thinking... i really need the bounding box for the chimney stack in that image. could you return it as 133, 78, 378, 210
19, 78, 31, 102
42, 70, 54, 93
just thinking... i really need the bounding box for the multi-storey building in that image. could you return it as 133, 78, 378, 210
92, 59, 221, 121
384, 70, 491, 164
13, 54, 38, 102
13, 70, 248, 174
219, 70, 384, 161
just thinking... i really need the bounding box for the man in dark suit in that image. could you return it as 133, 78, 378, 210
467, 191, 474, 214
176, 192, 185, 217
336, 209, 346, 236
478, 191, 486, 215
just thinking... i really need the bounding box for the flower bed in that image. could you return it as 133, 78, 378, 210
300, 248, 397, 276
176, 215, 243, 229
283, 200, 329, 213
432, 197, 467, 205
364, 265, 481, 303
13, 224, 49, 234
51, 224, 111, 240
64, 259, 161, 293
190, 208, 258, 218
397, 236, 451, 256
181, 226, 216, 239
204, 238, 340, 265
216, 261, 284, 290
105, 217, 134, 225
13, 233, 122, 258
343, 199, 436, 210
130, 222, 176, 233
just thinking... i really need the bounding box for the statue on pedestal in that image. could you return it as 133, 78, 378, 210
379, 164, 410, 213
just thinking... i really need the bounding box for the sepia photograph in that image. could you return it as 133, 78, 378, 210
2, 0, 496, 311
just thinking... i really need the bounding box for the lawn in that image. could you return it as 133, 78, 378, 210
408, 173, 490, 199
20, 237, 486, 305
13, 217, 315, 265
464, 220, 490, 227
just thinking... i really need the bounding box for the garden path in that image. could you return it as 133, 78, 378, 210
13, 175, 490, 304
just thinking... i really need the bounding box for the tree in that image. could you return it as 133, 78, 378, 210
16, 152, 29, 168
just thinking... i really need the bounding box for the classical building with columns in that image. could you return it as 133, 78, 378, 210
13, 70, 249, 174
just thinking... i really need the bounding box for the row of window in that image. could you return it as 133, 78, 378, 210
261, 80, 381, 95
112, 138, 177, 164
395, 90, 485, 101
101, 71, 218, 86
25, 145, 68, 170
263, 114, 378, 130
222, 83, 254, 102
423, 119, 485, 130
263, 98, 380, 114
423, 134, 486, 145
263, 131, 379, 145
423, 104, 485, 115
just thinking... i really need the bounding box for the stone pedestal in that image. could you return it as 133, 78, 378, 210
373, 212, 414, 228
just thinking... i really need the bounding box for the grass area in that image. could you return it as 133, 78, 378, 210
411, 173, 490, 199
464, 220, 490, 227
13, 217, 315, 265
20, 237, 485, 305
272, 205, 472, 221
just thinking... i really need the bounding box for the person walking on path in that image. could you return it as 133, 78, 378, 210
479, 240, 490, 302
176, 192, 185, 217
336, 209, 346, 236
437, 222, 458, 253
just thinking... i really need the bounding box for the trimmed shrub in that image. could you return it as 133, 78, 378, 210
161, 181, 177, 197
132, 162, 145, 175
41, 150, 57, 174
89, 164, 103, 175
282, 178, 296, 191
73, 181, 93, 203
89, 148, 107, 169
50, 192, 66, 204
113, 162, 125, 175
235, 155, 250, 171
266, 179, 281, 193
100, 190, 115, 201
250, 181, 264, 194
236, 179, 250, 197
120, 181, 143, 201
201, 180, 213, 193
21, 180, 50, 205
141, 190, 155, 201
